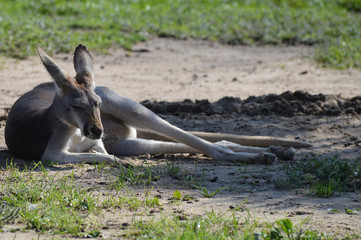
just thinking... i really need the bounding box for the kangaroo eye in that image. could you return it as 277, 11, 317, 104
71, 105, 83, 110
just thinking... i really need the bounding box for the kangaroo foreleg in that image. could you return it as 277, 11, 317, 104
43, 152, 116, 164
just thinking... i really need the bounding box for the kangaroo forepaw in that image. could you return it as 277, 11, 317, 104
252, 152, 277, 165
283, 147, 296, 160
269, 146, 295, 160
114, 158, 135, 168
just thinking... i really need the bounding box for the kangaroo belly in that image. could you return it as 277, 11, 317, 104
101, 113, 136, 152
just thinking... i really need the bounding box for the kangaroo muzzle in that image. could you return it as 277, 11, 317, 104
84, 123, 103, 139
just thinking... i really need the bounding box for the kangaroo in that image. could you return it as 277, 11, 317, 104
5, 44, 310, 165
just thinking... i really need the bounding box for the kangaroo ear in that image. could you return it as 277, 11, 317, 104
37, 47, 73, 96
73, 44, 94, 87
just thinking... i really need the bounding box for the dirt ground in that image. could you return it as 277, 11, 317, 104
0, 38, 361, 239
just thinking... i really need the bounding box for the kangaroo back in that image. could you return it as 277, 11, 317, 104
5, 83, 55, 159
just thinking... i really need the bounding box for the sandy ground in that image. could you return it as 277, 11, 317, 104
0, 38, 361, 239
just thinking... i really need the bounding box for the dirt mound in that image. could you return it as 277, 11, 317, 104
141, 91, 361, 117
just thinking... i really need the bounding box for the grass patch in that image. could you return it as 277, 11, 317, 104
109, 161, 160, 186
125, 211, 334, 239
314, 37, 361, 69
195, 186, 226, 198
0, 160, 357, 238
0, 0, 360, 69
275, 155, 361, 197
0, 162, 101, 237
108, 157, 202, 189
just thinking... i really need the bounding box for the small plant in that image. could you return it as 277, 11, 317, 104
263, 219, 297, 240
118, 195, 142, 211
195, 186, 226, 198
93, 161, 108, 174
275, 155, 361, 197
126, 211, 334, 239
0, 205, 20, 226
170, 190, 195, 202
101, 194, 118, 209
164, 160, 183, 179
173, 190, 182, 200
145, 195, 161, 208
345, 208, 359, 215
88, 230, 101, 238
182, 169, 197, 185
110, 161, 160, 186
308, 179, 339, 198
0, 166, 101, 236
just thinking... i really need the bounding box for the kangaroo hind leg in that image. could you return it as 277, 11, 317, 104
96, 87, 277, 164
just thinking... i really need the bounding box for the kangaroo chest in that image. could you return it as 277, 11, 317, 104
67, 129, 97, 153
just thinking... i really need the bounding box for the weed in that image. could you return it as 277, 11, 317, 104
173, 190, 182, 200
344, 208, 359, 215
145, 194, 161, 208
308, 179, 339, 197
110, 161, 160, 186
171, 190, 194, 202
93, 161, 108, 174
261, 218, 331, 240
0, 166, 101, 236
101, 188, 144, 211
126, 212, 334, 239
195, 186, 226, 198
314, 38, 361, 69
101, 194, 118, 209
88, 230, 101, 238
182, 169, 197, 185
164, 160, 183, 179
0, 204, 20, 226
275, 155, 361, 197
118, 195, 143, 211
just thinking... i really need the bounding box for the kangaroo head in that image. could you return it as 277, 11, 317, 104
37, 45, 103, 140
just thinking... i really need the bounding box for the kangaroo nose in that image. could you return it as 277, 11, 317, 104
90, 126, 102, 138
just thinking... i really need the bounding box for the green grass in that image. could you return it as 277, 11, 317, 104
1, 160, 358, 238
125, 211, 335, 240
109, 160, 160, 186
275, 155, 361, 197
0, 0, 360, 69
195, 186, 226, 198
0, 163, 101, 237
